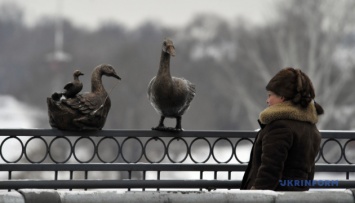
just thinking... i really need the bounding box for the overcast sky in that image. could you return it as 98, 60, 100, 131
0, 0, 279, 30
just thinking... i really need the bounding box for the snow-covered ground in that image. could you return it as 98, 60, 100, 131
0, 95, 46, 128
0, 94, 47, 165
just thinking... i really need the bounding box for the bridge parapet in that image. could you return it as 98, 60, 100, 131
1, 190, 355, 203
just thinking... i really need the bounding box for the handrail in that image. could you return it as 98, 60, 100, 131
0, 163, 354, 172
1, 129, 355, 138
0, 129, 256, 138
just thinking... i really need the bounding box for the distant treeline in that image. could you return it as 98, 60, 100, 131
0, 0, 355, 130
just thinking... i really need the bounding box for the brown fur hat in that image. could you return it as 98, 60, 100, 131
266, 67, 324, 115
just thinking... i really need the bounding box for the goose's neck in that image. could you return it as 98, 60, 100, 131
91, 69, 106, 93
157, 51, 171, 77
74, 75, 80, 82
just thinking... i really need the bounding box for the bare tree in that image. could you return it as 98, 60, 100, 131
223, 0, 355, 129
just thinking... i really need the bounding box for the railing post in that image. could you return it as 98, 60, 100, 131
200, 171, 203, 191
128, 170, 132, 191
142, 171, 146, 191
84, 170, 88, 191
54, 170, 58, 190
8, 171, 12, 192
228, 171, 231, 190
157, 170, 161, 192
69, 170, 73, 191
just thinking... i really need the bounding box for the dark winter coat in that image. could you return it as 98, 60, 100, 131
241, 101, 321, 191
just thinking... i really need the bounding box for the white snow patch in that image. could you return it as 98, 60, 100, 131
0, 95, 46, 128
191, 42, 236, 62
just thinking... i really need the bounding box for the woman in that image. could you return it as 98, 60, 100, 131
241, 67, 324, 191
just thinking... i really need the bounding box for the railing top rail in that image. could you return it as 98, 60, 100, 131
0, 163, 247, 171
0, 129, 255, 138
0, 129, 353, 138
0, 163, 353, 172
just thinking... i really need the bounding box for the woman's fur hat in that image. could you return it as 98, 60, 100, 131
266, 67, 324, 115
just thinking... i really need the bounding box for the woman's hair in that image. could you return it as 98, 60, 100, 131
266, 67, 324, 115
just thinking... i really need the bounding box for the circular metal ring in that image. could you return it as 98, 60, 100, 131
73, 137, 96, 163
320, 138, 343, 164
143, 137, 167, 163
343, 139, 355, 164
121, 137, 144, 163
48, 136, 73, 163
97, 136, 120, 163
189, 137, 212, 163
24, 136, 49, 163
167, 137, 189, 163
314, 150, 321, 163
0, 136, 24, 163
234, 138, 254, 164
211, 138, 234, 163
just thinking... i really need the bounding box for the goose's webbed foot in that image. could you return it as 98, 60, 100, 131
151, 116, 183, 132
152, 126, 183, 132
152, 116, 166, 131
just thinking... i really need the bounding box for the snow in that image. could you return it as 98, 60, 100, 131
0, 95, 46, 128
190, 41, 236, 62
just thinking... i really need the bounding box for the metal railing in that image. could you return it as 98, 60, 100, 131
0, 129, 354, 190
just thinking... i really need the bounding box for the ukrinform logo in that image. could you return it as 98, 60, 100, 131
279, 180, 339, 187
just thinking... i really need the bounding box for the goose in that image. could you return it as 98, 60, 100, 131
148, 39, 196, 131
51, 70, 84, 101
47, 64, 121, 131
